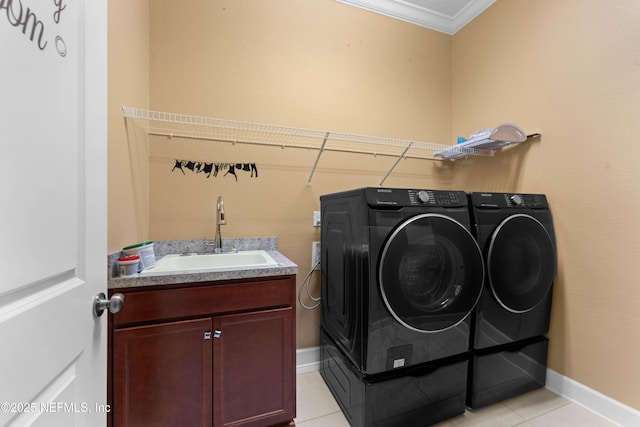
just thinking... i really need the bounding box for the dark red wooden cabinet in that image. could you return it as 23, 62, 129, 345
108, 275, 296, 427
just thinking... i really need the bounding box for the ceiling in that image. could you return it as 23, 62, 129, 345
335, 0, 497, 34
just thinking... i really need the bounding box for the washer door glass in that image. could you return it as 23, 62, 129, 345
379, 213, 484, 333
488, 214, 556, 313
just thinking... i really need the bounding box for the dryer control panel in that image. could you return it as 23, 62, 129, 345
470, 192, 548, 209
366, 187, 467, 207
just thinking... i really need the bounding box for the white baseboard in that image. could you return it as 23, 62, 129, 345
296, 346, 320, 374
546, 369, 640, 426
295, 347, 640, 426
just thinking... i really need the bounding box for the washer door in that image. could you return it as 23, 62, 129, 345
379, 213, 484, 333
487, 214, 556, 313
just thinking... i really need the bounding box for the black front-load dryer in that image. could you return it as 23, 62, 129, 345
320, 187, 485, 375
467, 192, 557, 409
468, 192, 557, 349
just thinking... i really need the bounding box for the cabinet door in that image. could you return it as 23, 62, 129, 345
214, 308, 295, 427
113, 318, 213, 427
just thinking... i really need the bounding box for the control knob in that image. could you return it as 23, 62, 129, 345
510, 194, 523, 206
417, 190, 430, 204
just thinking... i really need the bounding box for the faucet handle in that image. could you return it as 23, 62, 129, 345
217, 196, 227, 225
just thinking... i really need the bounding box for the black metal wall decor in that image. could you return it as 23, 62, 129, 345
171, 160, 258, 181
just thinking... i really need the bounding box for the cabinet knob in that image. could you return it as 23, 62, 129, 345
93, 292, 125, 317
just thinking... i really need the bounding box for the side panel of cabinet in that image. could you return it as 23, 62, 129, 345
213, 308, 295, 427
113, 318, 213, 427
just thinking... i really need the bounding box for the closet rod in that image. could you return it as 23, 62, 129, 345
147, 131, 450, 161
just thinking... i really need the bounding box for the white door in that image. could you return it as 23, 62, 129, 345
0, 1, 107, 426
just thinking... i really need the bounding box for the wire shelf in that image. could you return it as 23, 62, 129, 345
122, 107, 527, 186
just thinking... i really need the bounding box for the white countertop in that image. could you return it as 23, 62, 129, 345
108, 238, 298, 289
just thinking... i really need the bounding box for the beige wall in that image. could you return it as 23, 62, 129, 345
108, 0, 150, 247
109, 0, 454, 350
108, 0, 640, 410
147, 0, 452, 140
451, 0, 640, 410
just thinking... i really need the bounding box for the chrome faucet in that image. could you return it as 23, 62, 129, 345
214, 196, 226, 253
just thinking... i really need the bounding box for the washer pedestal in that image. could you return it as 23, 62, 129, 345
467, 337, 548, 409
320, 328, 468, 427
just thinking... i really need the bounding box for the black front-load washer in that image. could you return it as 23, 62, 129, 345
467, 192, 557, 408
320, 187, 485, 375
320, 187, 485, 426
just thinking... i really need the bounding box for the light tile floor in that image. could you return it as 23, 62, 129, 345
295, 371, 618, 427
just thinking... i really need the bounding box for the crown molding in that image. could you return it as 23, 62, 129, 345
335, 0, 496, 35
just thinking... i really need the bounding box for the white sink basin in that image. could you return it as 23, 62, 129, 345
141, 250, 278, 274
